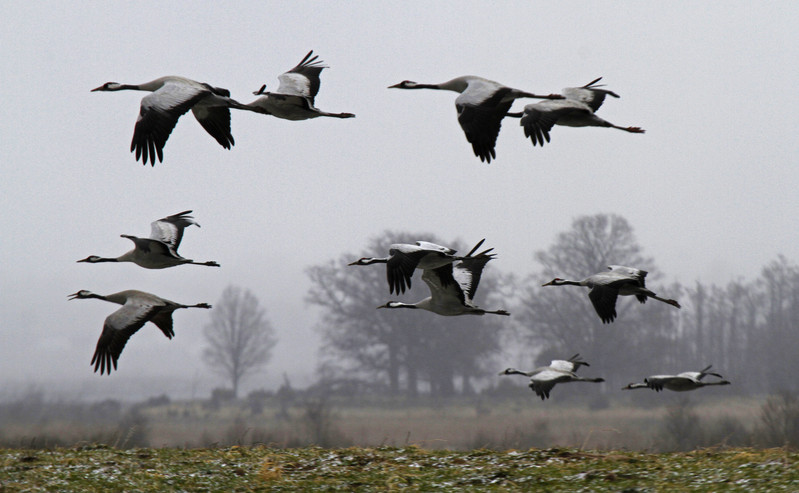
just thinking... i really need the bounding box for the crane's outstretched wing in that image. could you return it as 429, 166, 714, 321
643, 375, 675, 392
414, 241, 455, 254
550, 354, 589, 372
131, 82, 209, 166
530, 371, 562, 400
456, 87, 514, 163
607, 265, 647, 284
587, 285, 619, 323
452, 251, 495, 303
276, 50, 327, 102
121, 235, 183, 259
386, 241, 457, 294
150, 210, 199, 251
519, 99, 582, 146
421, 264, 462, 302
386, 248, 424, 294
192, 104, 234, 149
91, 302, 162, 375
562, 77, 619, 112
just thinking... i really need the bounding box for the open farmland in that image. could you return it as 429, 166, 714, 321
2, 445, 798, 491
0, 392, 773, 452
0, 393, 767, 452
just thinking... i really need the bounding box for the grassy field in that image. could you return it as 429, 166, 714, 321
137, 395, 762, 451
0, 394, 767, 451
2, 445, 797, 491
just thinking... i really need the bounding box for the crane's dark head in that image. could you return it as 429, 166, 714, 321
91, 82, 124, 92
388, 80, 418, 89
542, 278, 565, 287
498, 368, 521, 376
68, 290, 96, 300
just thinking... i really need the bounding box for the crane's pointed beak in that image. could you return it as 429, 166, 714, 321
252, 84, 267, 96
541, 281, 554, 286
67, 292, 81, 300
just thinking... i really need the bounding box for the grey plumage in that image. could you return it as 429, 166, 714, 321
245, 51, 354, 120
623, 365, 731, 392
542, 265, 680, 323
509, 77, 644, 147
77, 210, 219, 269
389, 76, 562, 163
377, 241, 509, 316
500, 354, 604, 400
69, 289, 211, 375
92, 76, 250, 165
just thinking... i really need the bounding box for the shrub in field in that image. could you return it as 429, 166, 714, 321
207, 388, 236, 411
703, 415, 752, 448
757, 391, 799, 447
116, 407, 150, 448
87, 399, 122, 421
301, 398, 351, 448
660, 397, 702, 451
246, 389, 271, 415
143, 394, 171, 407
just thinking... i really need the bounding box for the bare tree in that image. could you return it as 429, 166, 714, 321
203, 285, 277, 397
517, 213, 680, 389
306, 231, 508, 396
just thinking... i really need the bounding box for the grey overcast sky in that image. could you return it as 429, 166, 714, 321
1, 1, 797, 399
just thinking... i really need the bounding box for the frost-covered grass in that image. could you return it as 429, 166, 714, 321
2, 445, 797, 491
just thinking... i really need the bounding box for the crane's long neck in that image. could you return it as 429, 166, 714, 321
315, 110, 356, 119
101, 292, 129, 305
545, 279, 584, 287
650, 294, 681, 309
623, 383, 649, 390
400, 79, 468, 93
576, 377, 604, 383
102, 83, 149, 92
481, 308, 511, 316
186, 303, 212, 309
355, 257, 388, 265
92, 257, 119, 263
407, 83, 452, 91
187, 260, 221, 267
381, 301, 419, 310
502, 369, 533, 377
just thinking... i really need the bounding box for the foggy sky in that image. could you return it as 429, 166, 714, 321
1, 1, 798, 400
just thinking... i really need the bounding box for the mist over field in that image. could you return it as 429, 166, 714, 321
2, 1, 799, 460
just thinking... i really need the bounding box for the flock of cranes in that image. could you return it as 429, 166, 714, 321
387, 75, 644, 163
499, 356, 729, 400
91, 51, 354, 166
542, 265, 681, 324
73, 211, 215, 374
79, 50, 729, 402
92, 51, 643, 167
350, 238, 727, 398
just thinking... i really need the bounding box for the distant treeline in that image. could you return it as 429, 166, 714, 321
307, 214, 799, 398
